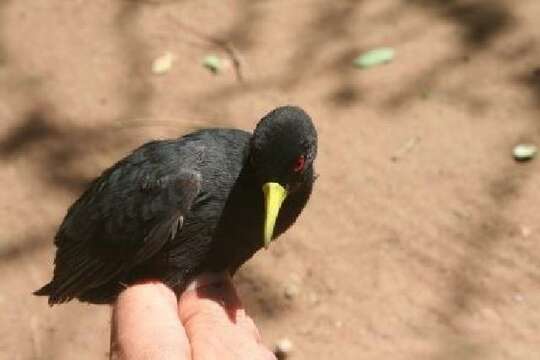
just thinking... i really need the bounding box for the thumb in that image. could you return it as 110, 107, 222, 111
111, 281, 191, 360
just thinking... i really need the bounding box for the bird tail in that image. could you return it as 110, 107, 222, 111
33, 281, 64, 306
33, 282, 52, 296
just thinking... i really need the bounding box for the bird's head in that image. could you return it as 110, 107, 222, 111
250, 105, 318, 249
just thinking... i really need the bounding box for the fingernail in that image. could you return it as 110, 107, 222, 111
183, 272, 230, 292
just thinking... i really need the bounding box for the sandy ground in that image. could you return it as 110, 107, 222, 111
1, 1, 539, 359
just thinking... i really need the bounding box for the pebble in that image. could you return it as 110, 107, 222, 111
151, 52, 175, 75
284, 284, 299, 299
479, 307, 501, 323
308, 292, 320, 304
520, 225, 532, 238
274, 338, 293, 360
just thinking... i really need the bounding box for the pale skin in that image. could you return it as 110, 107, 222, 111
110, 273, 276, 360
109, 169, 291, 359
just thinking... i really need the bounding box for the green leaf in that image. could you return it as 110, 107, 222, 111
353, 47, 395, 69
513, 144, 537, 161
202, 55, 223, 74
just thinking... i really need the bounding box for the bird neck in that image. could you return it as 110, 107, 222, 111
203, 160, 264, 273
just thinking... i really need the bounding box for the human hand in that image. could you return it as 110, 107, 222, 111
110, 273, 276, 360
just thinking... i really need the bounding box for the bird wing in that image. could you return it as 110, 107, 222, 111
39, 141, 205, 304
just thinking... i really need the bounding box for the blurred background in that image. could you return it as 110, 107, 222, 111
0, 0, 539, 359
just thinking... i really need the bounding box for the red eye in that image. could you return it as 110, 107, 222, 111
293, 155, 305, 172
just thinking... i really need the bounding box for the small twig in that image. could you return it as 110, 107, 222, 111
391, 136, 421, 162
167, 15, 245, 83
30, 316, 42, 359
111, 118, 184, 130
220, 41, 244, 83
131, 0, 180, 5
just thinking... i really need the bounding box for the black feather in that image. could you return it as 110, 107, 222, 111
35, 106, 318, 305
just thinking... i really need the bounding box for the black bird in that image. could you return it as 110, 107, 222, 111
35, 106, 318, 305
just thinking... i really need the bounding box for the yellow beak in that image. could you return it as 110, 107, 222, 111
262, 182, 288, 249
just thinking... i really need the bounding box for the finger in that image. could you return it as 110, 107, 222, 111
179, 273, 259, 339
260, 345, 278, 360
111, 281, 191, 360
179, 273, 240, 326
234, 309, 262, 342
178, 273, 272, 360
